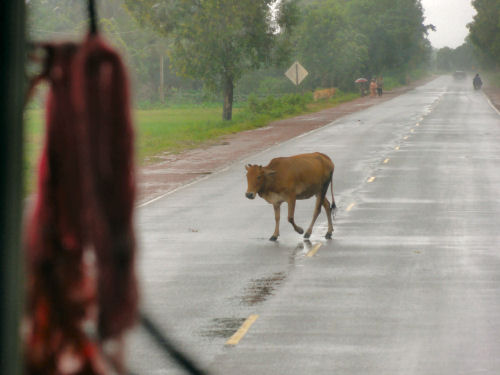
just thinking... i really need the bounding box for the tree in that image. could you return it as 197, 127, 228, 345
27, 0, 194, 104
468, 0, 500, 66
435, 47, 454, 72
291, 0, 431, 90
452, 42, 481, 71
295, 0, 368, 91
434, 41, 482, 73
345, 0, 432, 75
27, 0, 87, 39
124, 0, 299, 120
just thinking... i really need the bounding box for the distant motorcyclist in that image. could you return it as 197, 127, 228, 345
473, 73, 483, 90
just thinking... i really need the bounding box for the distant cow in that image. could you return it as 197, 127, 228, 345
313, 87, 336, 101
245, 152, 336, 241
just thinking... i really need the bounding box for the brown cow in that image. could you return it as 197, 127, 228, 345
313, 87, 336, 101
245, 152, 336, 241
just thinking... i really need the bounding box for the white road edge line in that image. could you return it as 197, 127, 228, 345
486, 94, 500, 116
137, 166, 230, 208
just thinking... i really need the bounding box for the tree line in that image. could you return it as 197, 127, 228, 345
432, 0, 500, 76
467, 0, 500, 69
28, 0, 434, 120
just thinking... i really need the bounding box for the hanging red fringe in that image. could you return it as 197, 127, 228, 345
74, 35, 138, 340
25, 35, 137, 375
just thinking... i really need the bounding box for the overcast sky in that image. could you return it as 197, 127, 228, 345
420, 0, 476, 49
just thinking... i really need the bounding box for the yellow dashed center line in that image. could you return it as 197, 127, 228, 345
306, 242, 322, 257
226, 314, 259, 346
395, 146, 400, 150
367, 176, 376, 183
410, 129, 415, 133
416, 123, 420, 127
403, 136, 409, 140
346, 202, 356, 212
383, 158, 390, 164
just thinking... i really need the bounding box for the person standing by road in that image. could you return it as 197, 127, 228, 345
370, 78, 377, 97
376, 76, 383, 96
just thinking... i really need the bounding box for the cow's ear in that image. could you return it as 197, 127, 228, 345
245, 164, 251, 171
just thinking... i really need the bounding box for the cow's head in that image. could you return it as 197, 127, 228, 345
245, 164, 275, 199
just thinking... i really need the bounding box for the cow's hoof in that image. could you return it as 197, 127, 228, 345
304, 232, 311, 239
269, 236, 278, 241
325, 232, 332, 240
296, 228, 304, 235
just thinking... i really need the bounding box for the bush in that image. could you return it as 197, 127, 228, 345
245, 92, 313, 119
381, 76, 400, 91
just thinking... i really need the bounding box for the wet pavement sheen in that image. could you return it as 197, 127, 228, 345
128, 76, 500, 375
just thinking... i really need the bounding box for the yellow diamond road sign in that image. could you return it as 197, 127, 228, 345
285, 61, 308, 86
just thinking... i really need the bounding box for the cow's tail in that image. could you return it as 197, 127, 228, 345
330, 171, 336, 211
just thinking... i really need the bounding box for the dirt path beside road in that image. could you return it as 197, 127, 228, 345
137, 76, 500, 206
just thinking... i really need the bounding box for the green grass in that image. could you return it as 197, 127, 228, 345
24, 109, 45, 194
306, 91, 359, 112
135, 106, 232, 162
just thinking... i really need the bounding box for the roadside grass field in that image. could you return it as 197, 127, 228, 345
135, 105, 249, 163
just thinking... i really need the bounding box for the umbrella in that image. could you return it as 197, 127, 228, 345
355, 78, 368, 83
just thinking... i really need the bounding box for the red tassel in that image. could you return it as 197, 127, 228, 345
25, 35, 137, 375
25, 42, 97, 375
73, 35, 138, 340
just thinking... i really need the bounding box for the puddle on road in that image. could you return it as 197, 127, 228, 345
240, 272, 286, 306
201, 317, 246, 339
201, 242, 328, 340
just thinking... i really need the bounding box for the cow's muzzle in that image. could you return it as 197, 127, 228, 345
246, 192, 256, 199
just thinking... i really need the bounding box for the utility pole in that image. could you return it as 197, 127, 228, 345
160, 53, 165, 103
0, 1, 25, 375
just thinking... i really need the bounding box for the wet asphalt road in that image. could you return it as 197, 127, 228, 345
128, 76, 500, 375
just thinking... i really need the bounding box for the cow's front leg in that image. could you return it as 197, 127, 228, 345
269, 203, 281, 241
304, 194, 323, 239
287, 198, 304, 234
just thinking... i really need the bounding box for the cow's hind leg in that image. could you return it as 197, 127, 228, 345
269, 203, 281, 241
304, 194, 323, 239
322, 198, 334, 239
305, 178, 331, 239
287, 198, 304, 235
